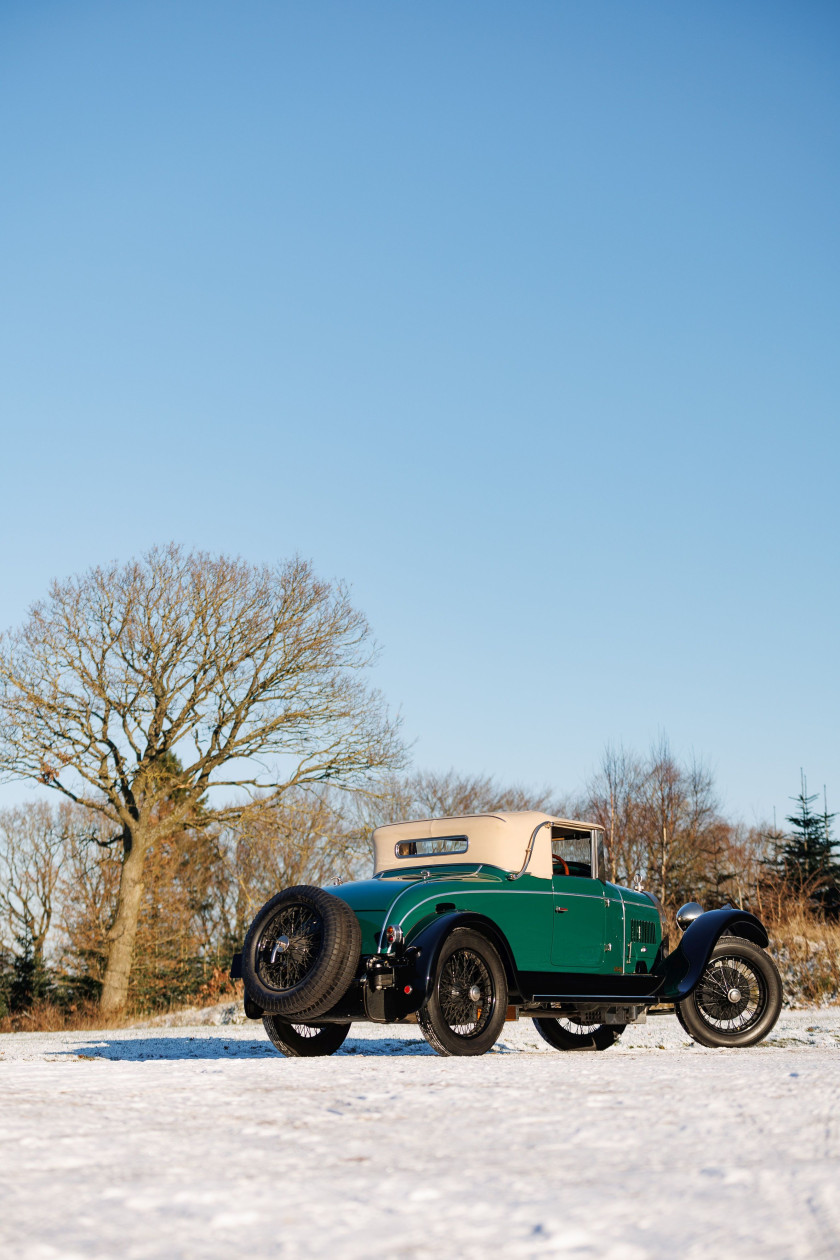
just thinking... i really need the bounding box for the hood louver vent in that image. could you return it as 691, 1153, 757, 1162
630, 919, 656, 944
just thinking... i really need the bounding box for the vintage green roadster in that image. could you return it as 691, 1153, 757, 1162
231, 811, 783, 1056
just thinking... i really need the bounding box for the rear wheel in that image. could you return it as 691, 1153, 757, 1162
418, 929, 508, 1057
262, 1016, 350, 1058
677, 938, 782, 1048
534, 1015, 625, 1052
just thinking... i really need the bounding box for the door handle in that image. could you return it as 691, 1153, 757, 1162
554, 906, 568, 913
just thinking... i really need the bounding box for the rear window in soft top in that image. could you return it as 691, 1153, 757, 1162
394, 835, 468, 859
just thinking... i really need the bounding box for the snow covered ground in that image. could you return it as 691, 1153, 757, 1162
1, 1009, 838, 1260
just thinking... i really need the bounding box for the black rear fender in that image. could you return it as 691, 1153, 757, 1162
406, 912, 519, 1004
656, 906, 770, 1002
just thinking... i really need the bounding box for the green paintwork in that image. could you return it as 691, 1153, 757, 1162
330, 861, 663, 977
618, 886, 662, 974
550, 874, 605, 968
329, 876, 403, 955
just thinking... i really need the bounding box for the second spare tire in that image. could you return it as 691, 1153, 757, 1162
241, 885, 361, 1019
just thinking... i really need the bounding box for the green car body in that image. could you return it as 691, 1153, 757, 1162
332, 864, 663, 991
235, 811, 782, 1053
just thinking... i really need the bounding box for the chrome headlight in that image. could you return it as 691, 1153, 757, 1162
675, 902, 704, 932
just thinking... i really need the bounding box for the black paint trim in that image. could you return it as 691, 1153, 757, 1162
655, 906, 770, 1001
407, 912, 522, 1003
295, 903, 774, 1026
518, 971, 663, 1001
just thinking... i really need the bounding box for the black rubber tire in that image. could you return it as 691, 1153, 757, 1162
677, 938, 782, 1048
262, 1016, 351, 1058
534, 1016, 625, 1051
242, 885, 361, 1019
418, 928, 508, 1057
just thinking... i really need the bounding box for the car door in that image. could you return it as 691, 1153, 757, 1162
549, 828, 606, 970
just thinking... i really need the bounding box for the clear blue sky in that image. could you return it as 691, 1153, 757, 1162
1, 1, 838, 825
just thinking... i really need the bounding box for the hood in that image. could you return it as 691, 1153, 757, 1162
617, 885, 660, 909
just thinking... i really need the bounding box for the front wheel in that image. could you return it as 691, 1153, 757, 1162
418, 929, 508, 1056
534, 1016, 625, 1052
262, 1016, 350, 1057
676, 938, 782, 1048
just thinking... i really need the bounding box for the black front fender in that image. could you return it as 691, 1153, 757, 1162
656, 906, 770, 1002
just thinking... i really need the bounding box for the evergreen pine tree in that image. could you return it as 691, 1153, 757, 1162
8, 931, 50, 1012
776, 772, 840, 918
0, 945, 13, 1020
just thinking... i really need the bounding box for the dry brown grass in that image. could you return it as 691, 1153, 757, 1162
0, 999, 132, 1035
0, 973, 244, 1035
766, 909, 840, 1005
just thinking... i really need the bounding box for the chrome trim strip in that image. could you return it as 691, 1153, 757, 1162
383, 886, 608, 947
379, 882, 429, 948
378, 866, 607, 953
377, 863, 490, 949
528, 995, 658, 1005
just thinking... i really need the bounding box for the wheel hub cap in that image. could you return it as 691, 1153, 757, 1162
270, 935, 291, 963
468, 984, 482, 1002
727, 987, 742, 1004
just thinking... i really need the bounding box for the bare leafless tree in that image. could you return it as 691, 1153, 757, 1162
0, 546, 403, 1012
216, 788, 363, 943
341, 768, 567, 869
403, 769, 564, 820
56, 807, 122, 992
0, 802, 68, 967
642, 737, 718, 906
582, 738, 724, 911
581, 744, 648, 886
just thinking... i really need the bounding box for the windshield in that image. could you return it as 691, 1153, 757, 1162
551, 827, 593, 878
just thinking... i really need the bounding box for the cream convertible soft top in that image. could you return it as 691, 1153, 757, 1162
372, 811, 603, 881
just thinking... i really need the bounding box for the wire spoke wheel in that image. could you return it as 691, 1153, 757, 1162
439, 949, 493, 1037
677, 937, 782, 1048
241, 884, 361, 1018
560, 1016, 602, 1036
534, 1012, 625, 1051
257, 903, 324, 992
418, 929, 508, 1056
262, 1015, 350, 1058
694, 955, 764, 1033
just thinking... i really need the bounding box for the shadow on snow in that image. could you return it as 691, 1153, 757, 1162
57, 1033, 442, 1061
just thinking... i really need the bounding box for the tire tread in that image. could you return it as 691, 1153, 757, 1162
418, 928, 508, 1057
677, 938, 782, 1048
242, 885, 360, 1018
262, 1016, 350, 1057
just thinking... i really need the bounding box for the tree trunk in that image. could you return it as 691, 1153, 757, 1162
659, 825, 669, 906
100, 835, 147, 1015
